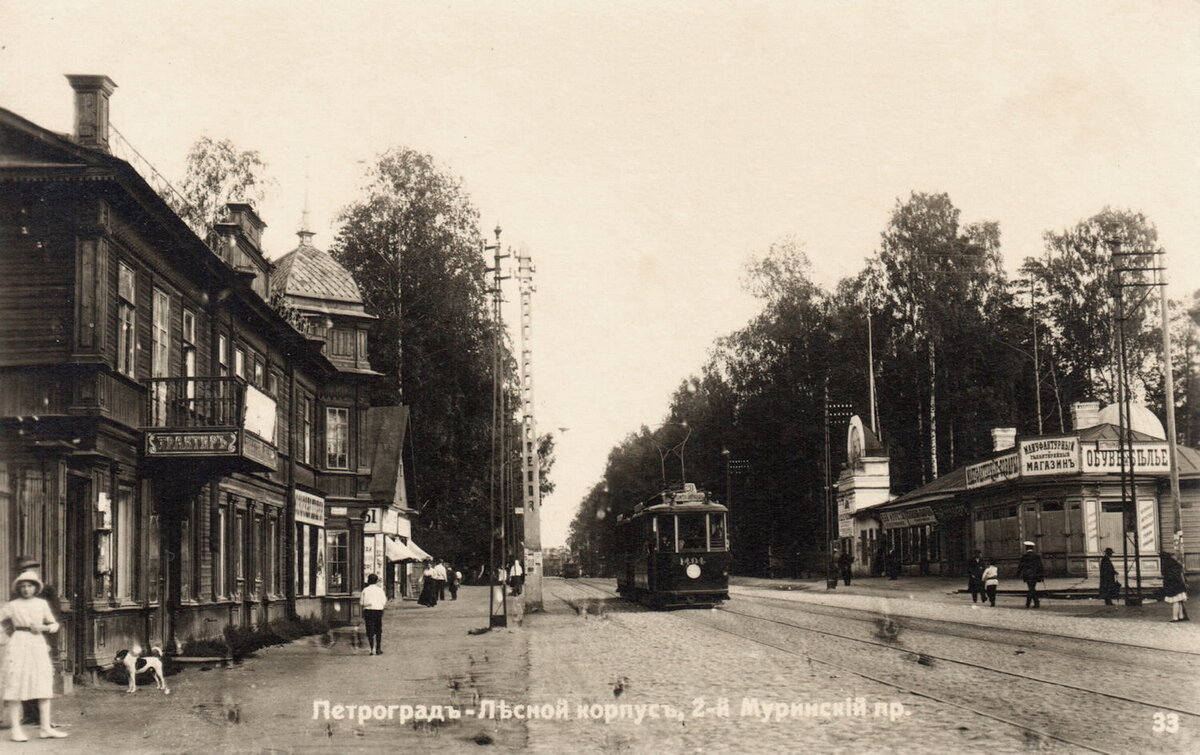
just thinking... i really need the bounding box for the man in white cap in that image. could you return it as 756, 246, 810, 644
1016, 541, 1044, 609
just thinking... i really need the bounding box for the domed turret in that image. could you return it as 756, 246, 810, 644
1097, 402, 1166, 440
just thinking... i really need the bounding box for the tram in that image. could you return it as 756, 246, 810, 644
615, 483, 730, 608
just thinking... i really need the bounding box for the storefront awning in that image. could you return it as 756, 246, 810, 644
385, 536, 417, 562
407, 539, 432, 562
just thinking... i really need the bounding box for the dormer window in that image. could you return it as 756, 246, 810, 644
330, 328, 354, 358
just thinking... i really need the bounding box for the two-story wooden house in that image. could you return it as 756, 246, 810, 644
0, 74, 413, 687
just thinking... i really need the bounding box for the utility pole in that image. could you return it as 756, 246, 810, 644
485, 227, 510, 628
515, 248, 543, 611
823, 377, 853, 587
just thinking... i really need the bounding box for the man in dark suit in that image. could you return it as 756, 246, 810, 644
1017, 541, 1044, 608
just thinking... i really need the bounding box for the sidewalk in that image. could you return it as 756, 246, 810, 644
34, 586, 530, 752
731, 576, 1200, 653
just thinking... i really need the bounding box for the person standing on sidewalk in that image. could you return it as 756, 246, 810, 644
448, 568, 461, 601
837, 550, 854, 586
967, 550, 985, 604
1017, 541, 1044, 609
1161, 551, 1189, 622
982, 558, 999, 607
418, 561, 438, 607
0, 571, 68, 741
433, 560, 448, 602
1099, 548, 1120, 606
360, 574, 386, 655
509, 559, 524, 596
886, 549, 900, 580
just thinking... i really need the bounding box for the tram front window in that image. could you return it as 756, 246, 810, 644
678, 514, 707, 552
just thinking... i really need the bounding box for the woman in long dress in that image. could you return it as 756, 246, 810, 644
1161, 552, 1189, 622
417, 561, 438, 607
1099, 547, 1120, 606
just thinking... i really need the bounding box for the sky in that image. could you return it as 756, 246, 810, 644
3, 1, 1199, 547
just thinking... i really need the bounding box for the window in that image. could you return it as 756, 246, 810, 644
296, 523, 307, 597
182, 309, 197, 399
218, 335, 229, 377
326, 407, 349, 469
267, 515, 278, 595
326, 530, 348, 593
234, 510, 245, 583
234, 347, 246, 380
151, 289, 171, 421
678, 514, 707, 551
657, 516, 676, 552
356, 330, 367, 362
300, 396, 313, 465
116, 487, 136, 601
253, 355, 265, 388
117, 263, 137, 377
1042, 501, 1064, 512
214, 506, 226, 598
330, 328, 354, 357
708, 513, 727, 551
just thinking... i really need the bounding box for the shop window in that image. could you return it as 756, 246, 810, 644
326, 407, 349, 469
327, 530, 349, 593
309, 524, 320, 595
295, 523, 307, 597
117, 263, 137, 377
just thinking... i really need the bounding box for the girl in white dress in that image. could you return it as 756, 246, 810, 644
0, 571, 67, 741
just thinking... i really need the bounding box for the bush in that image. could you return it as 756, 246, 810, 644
178, 616, 333, 661
179, 638, 230, 658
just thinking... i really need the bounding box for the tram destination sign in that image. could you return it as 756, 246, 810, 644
1019, 436, 1079, 477
1081, 441, 1170, 474
965, 451, 1019, 489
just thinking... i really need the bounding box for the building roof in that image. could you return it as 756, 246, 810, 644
270, 233, 364, 306
875, 422, 1200, 512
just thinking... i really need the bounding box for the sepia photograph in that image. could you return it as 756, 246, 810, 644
0, 1, 1197, 752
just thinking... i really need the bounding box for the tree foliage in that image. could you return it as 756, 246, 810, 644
569, 193, 1190, 578
333, 147, 545, 569
170, 136, 273, 235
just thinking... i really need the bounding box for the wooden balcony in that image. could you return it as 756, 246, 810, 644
142, 377, 278, 472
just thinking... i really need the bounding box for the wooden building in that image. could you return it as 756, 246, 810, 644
0, 75, 411, 686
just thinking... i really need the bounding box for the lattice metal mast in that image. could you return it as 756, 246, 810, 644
516, 248, 543, 610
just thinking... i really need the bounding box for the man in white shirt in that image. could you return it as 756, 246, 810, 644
433, 561, 448, 601
360, 574, 387, 655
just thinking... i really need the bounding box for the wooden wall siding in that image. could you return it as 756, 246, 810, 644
97, 372, 143, 429
74, 238, 106, 354
0, 368, 71, 416
0, 229, 73, 365
317, 473, 358, 499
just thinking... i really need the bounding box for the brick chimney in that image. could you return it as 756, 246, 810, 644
65, 74, 117, 153
991, 427, 1017, 452
1070, 401, 1101, 431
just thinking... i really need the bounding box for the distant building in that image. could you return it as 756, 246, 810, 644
839, 400, 1200, 578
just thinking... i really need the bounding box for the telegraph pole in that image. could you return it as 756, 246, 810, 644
486, 227, 510, 628
515, 248, 543, 611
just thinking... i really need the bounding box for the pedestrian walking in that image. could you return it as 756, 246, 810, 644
0, 571, 68, 741
1161, 551, 1189, 622
448, 568, 461, 600
967, 550, 985, 604
1099, 547, 1120, 606
837, 550, 854, 586
417, 561, 438, 607
982, 558, 999, 607
433, 560, 448, 601
886, 549, 900, 580
1017, 541, 1044, 609
509, 559, 524, 596
360, 573, 386, 655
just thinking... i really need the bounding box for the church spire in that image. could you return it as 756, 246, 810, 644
297, 158, 314, 245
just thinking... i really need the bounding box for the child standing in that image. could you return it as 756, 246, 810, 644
0, 571, 67, 741
982, 559, 999, 607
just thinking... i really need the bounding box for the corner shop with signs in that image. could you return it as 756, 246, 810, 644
842, 402, 1200, 578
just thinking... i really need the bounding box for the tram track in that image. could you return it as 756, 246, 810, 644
561, 578, 1198, 754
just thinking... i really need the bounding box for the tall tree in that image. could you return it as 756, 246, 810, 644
333, 147, 523, 568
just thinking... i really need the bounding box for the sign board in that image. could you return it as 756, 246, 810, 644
329, 506, 348, 517
242, 384, 277, 443
965, 452, 1019, 489
1081, 442, 1170, 474
1019, 436, 1079, 477
879, 506, 938, 529
242, 431, 278, 471
295, 490, 325, 527
146, 430, 237, 456
363, 506, 383, 534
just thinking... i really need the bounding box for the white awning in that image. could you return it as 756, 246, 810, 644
407, 539, 433, 562
385, 536, 417, 562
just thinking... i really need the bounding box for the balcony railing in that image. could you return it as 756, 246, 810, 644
144, 377, 243, 428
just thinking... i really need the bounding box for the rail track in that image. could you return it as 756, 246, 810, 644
551, 577, 1198, 754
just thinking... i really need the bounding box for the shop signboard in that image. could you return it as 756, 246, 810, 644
879, 506, 937, 529
1081, 441, 1170, 474
295, 490, 325, 527
1019, 436, 1079, 477
964, 452, 1019, 489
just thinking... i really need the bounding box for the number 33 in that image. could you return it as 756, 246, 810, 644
1153, 712, 1179, 734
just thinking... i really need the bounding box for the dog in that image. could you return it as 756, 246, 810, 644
113, 644, 169, 694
